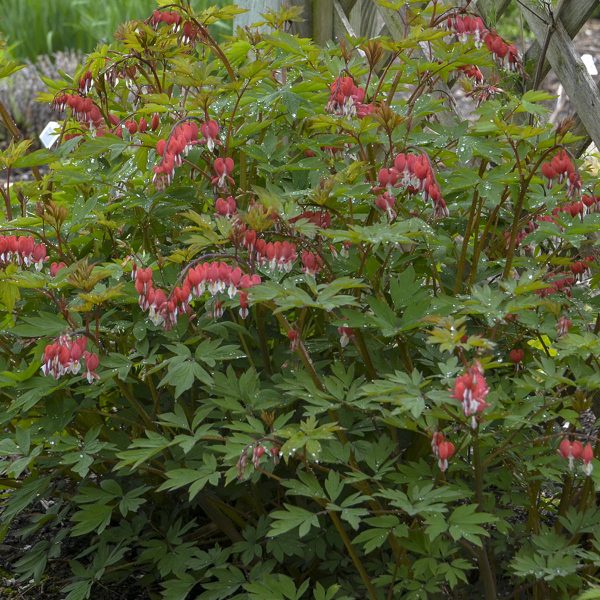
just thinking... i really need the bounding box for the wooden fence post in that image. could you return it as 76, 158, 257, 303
518, 0, 600, 151
522, 0, 599, 89
312, 0, 333, 45
233, 0, 281, 30
233, 0, 313, 37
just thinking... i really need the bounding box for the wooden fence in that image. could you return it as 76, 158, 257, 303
235, 0, 600, 155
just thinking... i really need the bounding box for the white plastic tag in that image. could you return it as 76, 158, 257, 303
582, 54, 598, 76
39, 121, 60, 148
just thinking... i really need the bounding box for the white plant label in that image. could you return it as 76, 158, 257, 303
39, 121, 60, 148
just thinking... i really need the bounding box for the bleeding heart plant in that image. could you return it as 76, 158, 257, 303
0, 2, 599, 599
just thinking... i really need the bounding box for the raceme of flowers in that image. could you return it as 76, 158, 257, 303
240, 224, 323, 277
451, 361, 490, 430
148, 9, 203, 45
51, 93, 104, 129
0, 235, 47, 271
41, 335, 99, 384
326, 76, 373, 118
431, 431, 456, 473
510, 147, 599, 252
240, 226, 298, 274
438, 363, 596, 477
376, 151, 448, 219
52, 92, 160, 139
541, 149, 581, 197
445, 13, 522, 73
559, 439, 595, 476
132, 261, 261, 330
532, 256, 595, 299
237, 442, 280, 480
153, 120, 201, 189
153, 119, 225, 189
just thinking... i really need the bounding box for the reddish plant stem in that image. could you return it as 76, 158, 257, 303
328, 509, 378, 600
454, 159, 487, 293
371, 51, 402, 104
183, 13, 235, 81
224, 80, 251, 153
472, 430, 497, 600
468, 187, 509, 286
1, 183, 12, 221
528, 480, 541, 534
554, 473, 573, 533
353, 330, 377, 380
502, 145, 563, 279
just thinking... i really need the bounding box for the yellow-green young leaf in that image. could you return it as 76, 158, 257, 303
0, 58, 24, 79
196, 5, 248, 24
0, 280, 19, 311
0, 139, 32, 168
252, 185, 284, 213
74, 284, 124, 311
521, 90, 556, 104
527, 335, 557, 357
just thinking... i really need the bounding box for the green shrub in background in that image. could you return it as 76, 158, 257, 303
0, 0, 229, 62
1, 1, 600, 599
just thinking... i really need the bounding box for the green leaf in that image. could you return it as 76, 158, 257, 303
13, 148, 55, 168
324, 470, 343, 502
157, 455, 220, 500
1, 476, 51, 523
114, 431, 174, 470
158, 357, 212, 398
9, 312, 69, 337
71, 503, 113, 536
0, 280, 19, 312
448, 504, 497, 546
160, 574, 197, 600
119, 485, 151, 516
194, 339, 244, 366
313, 582, 341, 600
353, 527, 390, 554
268, 504, 320, 538
424, 513, 448, 541
62, 580, 93, 600
157, 403, 190, 430
360, 370, 425, 419
389, 266, 420, 309
377, 483, 465, 517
